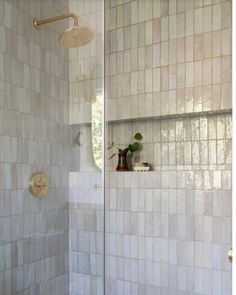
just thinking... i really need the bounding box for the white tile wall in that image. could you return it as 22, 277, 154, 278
0, 0, 72, 294
106, 111, 232, 295
69, 0, 104, 125
106, 0, 232, 122
106, 166, 232, 295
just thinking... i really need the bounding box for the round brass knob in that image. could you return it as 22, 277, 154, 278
29, 172, 48, 197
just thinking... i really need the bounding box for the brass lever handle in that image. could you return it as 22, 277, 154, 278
228, 248, 233, 263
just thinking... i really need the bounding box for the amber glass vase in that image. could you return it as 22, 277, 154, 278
116, 151, 129, 171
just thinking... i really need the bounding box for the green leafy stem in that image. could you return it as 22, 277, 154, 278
108, 132, 143, 160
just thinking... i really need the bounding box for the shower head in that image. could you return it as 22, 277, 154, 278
33, 13, 94, 48
59, 25, 93, 48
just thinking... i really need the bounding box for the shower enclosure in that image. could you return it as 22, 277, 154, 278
0, 0, 232, 295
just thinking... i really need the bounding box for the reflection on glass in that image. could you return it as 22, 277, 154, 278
92, 90, 103, 170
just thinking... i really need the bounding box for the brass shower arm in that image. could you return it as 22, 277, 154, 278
33, 13, 79, 29
33, 12, 93, 48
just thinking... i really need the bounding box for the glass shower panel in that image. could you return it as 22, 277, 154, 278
69, 1, 105, 295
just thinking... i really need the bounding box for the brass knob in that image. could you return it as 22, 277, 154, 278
228, 248, 233, 263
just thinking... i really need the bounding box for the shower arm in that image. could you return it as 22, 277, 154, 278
33, 13, 79, 29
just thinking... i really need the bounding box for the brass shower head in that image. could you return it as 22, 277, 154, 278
33, 13, 93, 48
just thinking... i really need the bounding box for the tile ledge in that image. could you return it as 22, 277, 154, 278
70, 109, 232, 127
